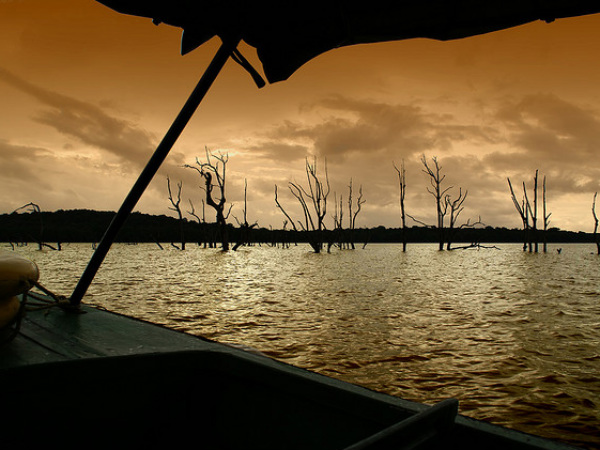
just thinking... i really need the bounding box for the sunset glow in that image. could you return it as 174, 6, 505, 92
1, 1, 600, 231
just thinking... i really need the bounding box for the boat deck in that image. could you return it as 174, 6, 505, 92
1, 301, 218, 367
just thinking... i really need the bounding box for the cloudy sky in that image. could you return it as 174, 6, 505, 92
1, 1, 600, 232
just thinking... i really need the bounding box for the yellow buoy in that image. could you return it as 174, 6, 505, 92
0, 296, 21, 329
0, 251, 39, 298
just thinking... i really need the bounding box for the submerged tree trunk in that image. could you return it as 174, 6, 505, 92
542, 176, 551, 253
421, 156, 450, 251
593, 192, 600, 255
394, 161, 408, 252
167, 176, 185, 250
233, 179, 258, 251
348, 178, 365, 251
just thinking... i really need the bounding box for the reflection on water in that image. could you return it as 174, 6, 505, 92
15, 243, 600, 449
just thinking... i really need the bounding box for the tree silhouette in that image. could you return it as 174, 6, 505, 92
331, 191, 344, 250
166, 176, 185, 250
592, 192, 600, 255
421, 156, 451, 251
444, 188, 467, 250
508, 170, 549, 253
347, 178, 365, 250
12, 202, 58, 251
232, 179, 258, 250
542, 176, 551, 253
507, 177, 529, 251
276, 157, 330, 253
393, 160, 408, 252
185, 147, 233, 251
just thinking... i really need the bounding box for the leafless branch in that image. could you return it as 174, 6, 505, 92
187, 199, 203, 224
166, 176, 185, 250
12, 202, 41, 214
274, 185, 298, 232
406, 214, 431, 227
167, 177, 183, 214
351, 185, 365, 230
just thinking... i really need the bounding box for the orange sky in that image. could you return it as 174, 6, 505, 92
1, 0, 600, 232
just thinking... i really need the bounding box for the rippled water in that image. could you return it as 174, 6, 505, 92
13, 243, 600, 449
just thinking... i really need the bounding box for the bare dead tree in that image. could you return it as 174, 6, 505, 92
288, 183, 312, 232
232, 179, 258, 250
507, 177, 529, 251
274, 220, 294, 249
167, 176, 185, 250
276, 220, 293, 248
593, 192, 600, 255
418, 156, 481, 250
303, 157, 330, 236
522, 181, 533, 252
330, 191, 344, 250
185, 148, 233, 251
285, 157, 330, 253
542, 175, 551, 253
525, 170, 539, 253
12, 202, 58, 250
338, 194, 344, 235
421, 155, 451, 251
275, 185, 299, 232
348, 179, 365, 250
444, 188, 467, 250
188, 199, 213, 248
393, 160, 408, 252
523, 198, 530, 251
509, 170, 545, 253
444, 187, 484, 250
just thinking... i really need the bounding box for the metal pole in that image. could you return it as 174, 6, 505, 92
70, 38, 240, 306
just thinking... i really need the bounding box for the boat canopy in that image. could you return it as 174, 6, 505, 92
96, 0, 600, 83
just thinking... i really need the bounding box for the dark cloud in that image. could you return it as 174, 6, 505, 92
244, 139, 309, 163
485, 93, 600, 196
0, 139, 52, 186
496, 93, 600, 162
254, 95, 499, 164
0, 139, 63, 212
0, 67, 156, 167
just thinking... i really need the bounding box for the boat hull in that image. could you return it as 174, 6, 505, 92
0, 304, 580, 449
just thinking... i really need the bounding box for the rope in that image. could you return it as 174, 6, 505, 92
27, 281, 70, 311
0, 281, 76, 347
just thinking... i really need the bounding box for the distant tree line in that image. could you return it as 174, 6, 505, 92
0, 209, 596, 248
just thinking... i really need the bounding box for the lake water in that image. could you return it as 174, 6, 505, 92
12, 242, 600, 449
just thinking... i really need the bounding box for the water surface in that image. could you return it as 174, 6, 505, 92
16, 243, 600, 449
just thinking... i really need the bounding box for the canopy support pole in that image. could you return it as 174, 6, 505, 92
70, 37, 240, 307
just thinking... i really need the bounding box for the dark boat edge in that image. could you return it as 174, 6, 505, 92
0, 298, 583, 450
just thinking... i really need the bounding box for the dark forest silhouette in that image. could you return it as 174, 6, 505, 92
0, 209, 595, 249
